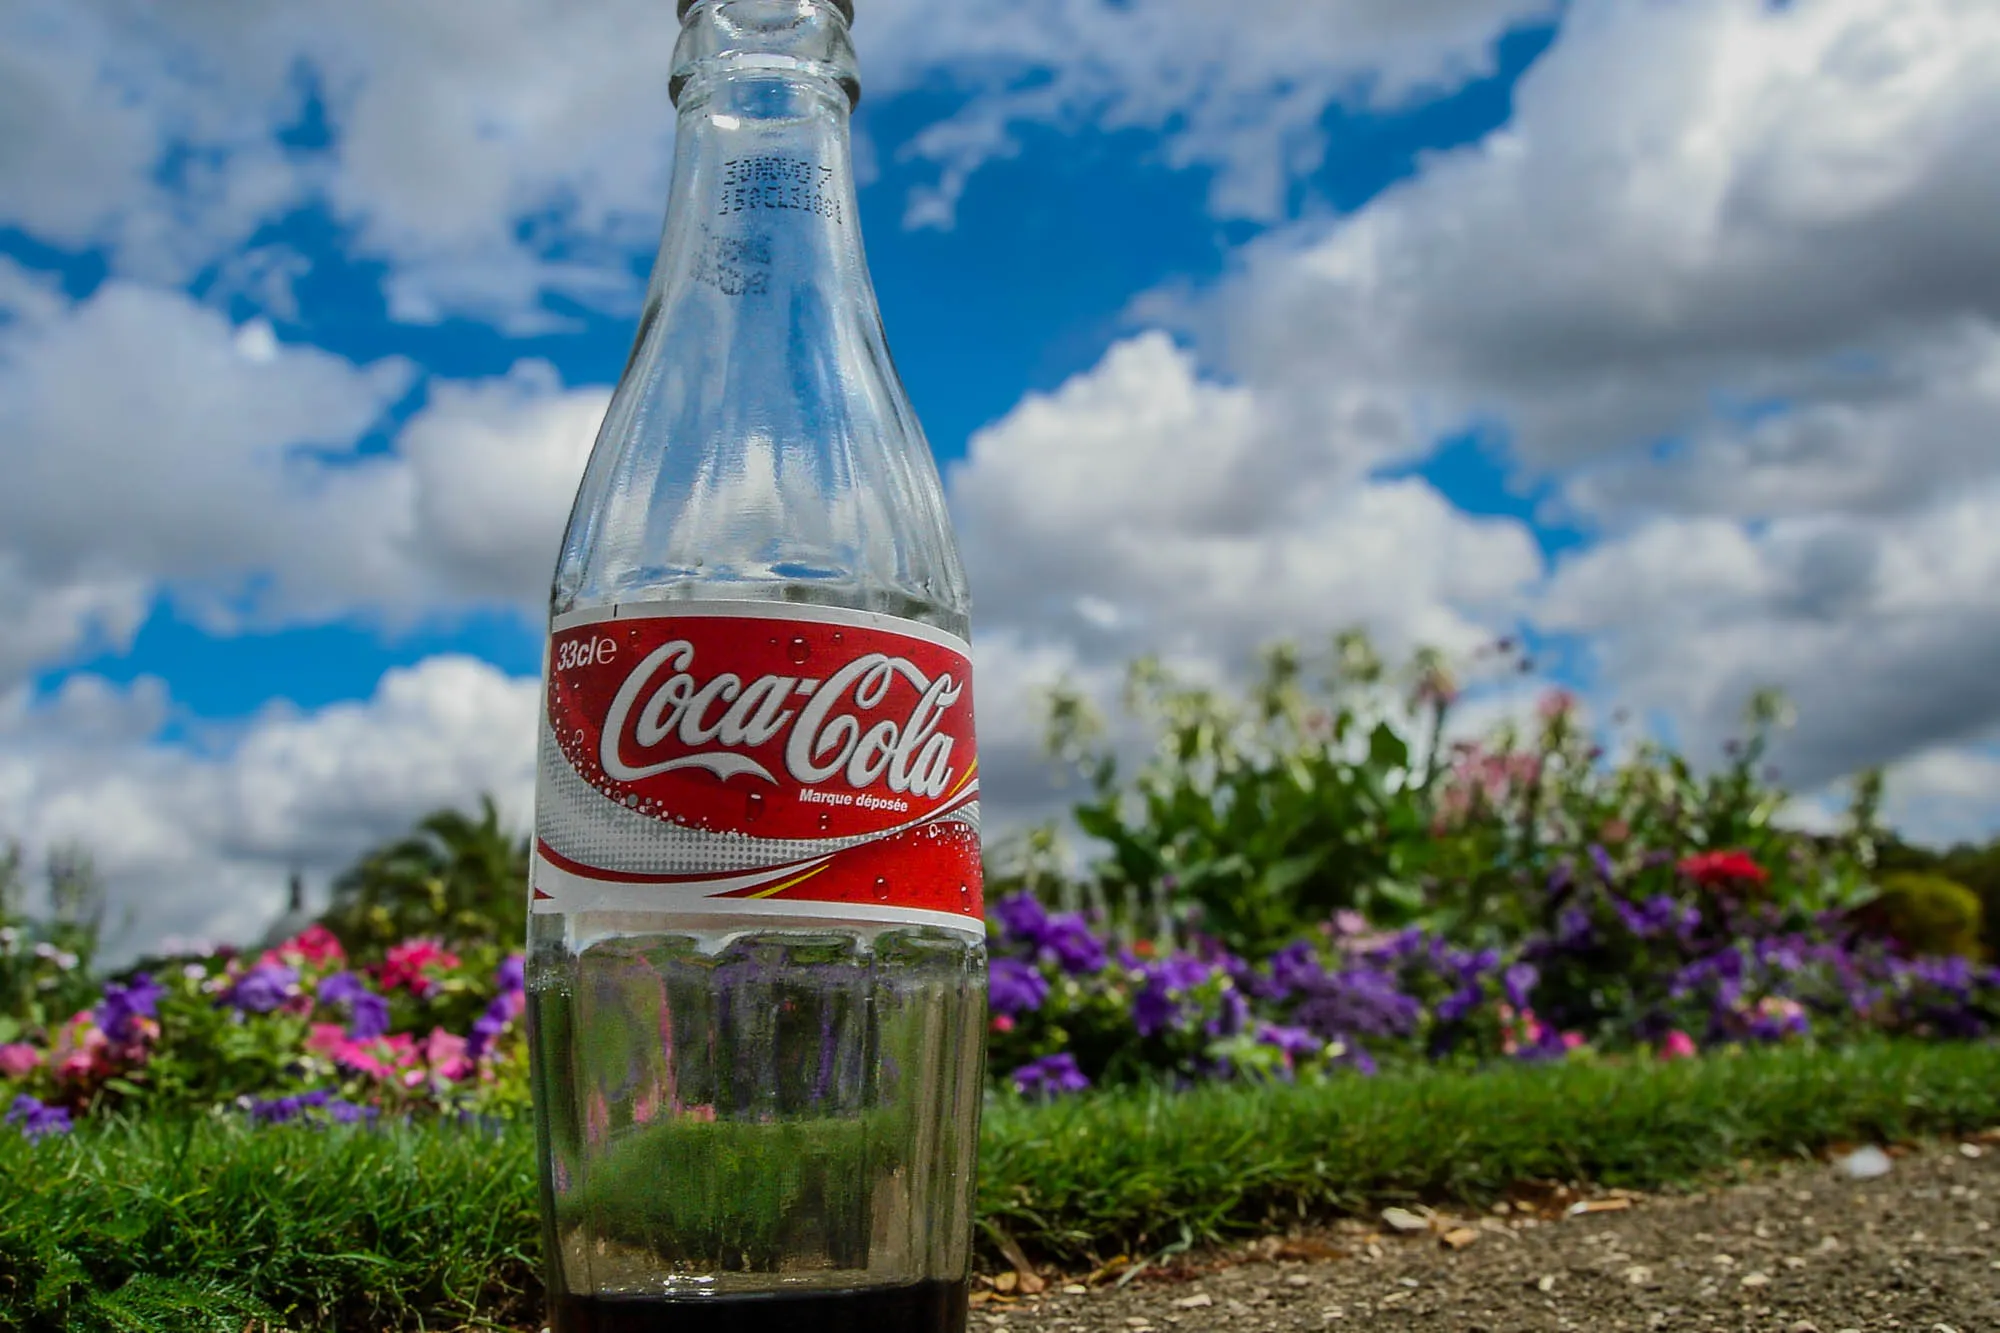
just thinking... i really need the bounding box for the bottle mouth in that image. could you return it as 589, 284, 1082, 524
680, 0, 855, 23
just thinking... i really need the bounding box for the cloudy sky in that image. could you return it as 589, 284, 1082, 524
2, 0, 1997, 953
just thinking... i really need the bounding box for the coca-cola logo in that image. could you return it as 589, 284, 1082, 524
546, 608, 978, 842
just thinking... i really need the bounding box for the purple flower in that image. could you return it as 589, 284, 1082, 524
496, 954, 526, 994
347, 992, 391, 1040
988, 958, 1049, 1017
1131, 955, 1215, 1037
1588, 844, 1616, 884
466, 989, 521, 1060
246, 1089, 369, 1127
226, 963, 298, 1014
6, 1094, 73, 1141
1435, 984, 1482, 1024
1454, 947, 1501, 984
318, 971, 391, 1039
1547, 859, 1574, 894
1206, 987, 1252, 1039
1042, 913, 1108, 976
993, 893, 1054, 950
1290, 966, 1422, 1042
1266, 941, 1322, 999
1256, 1024, 1321, 1062
1011, 1053, 1089, 1099
94, 973, 164, 1044
1136, 948, 1208, 1032
1755, 937, 1807, 973
317, 971, 367, 1006
1503, 963, 1539, 1010
1907, 954, 1975, 996
1555, 908, 1594, 951
1613, 894, 1690, 941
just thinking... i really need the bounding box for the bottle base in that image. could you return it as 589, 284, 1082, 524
550, 1279, 968, 1332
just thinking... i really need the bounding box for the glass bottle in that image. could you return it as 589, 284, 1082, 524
527, 2, 985, 1330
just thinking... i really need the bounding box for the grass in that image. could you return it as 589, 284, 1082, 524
5, 1040, 2000, 1330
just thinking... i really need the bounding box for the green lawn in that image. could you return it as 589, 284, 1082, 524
5, 1041, 1999, 1331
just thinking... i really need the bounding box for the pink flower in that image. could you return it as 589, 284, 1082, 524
0, 1044, 41, 1078
1562, 1031, 1585, 1051
989, 1015, 1015, 1034
333, 1032, 417, 1081
1660, 1030, 1698, 1061
305, 1023, 349, 1057
51, 1013, 111, 1085
379, 939, 462, 996
423, 1027, 472, 1083
266, 924, 346, 972
1537, 689, 1578, 722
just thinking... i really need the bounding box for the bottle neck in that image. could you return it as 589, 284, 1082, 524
649, 0, 869, 316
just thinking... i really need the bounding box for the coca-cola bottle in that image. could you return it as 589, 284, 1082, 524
526, 2, 985, 1330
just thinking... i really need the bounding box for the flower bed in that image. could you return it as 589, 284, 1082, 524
1, 852, 1995, 1141
0, 925, 528, 1138
984, 851, 2000, 1098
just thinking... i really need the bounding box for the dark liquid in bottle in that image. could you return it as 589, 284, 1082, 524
551, 1280, 968, 1332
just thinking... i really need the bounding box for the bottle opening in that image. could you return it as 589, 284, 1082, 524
680, 0, 855, 24
671, 0, 860, 108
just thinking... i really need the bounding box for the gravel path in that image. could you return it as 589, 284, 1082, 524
975, 1138, 2000, 1332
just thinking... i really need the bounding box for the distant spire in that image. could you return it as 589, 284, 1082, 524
287, 869, 305, 913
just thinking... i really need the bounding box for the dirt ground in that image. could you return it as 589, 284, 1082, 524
974, 1139, 2000, 1332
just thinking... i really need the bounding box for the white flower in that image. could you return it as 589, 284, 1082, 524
55, 951, 79, 971
0, 927, 17, 948
183, 963, 208, 981
33, 941, 56, 959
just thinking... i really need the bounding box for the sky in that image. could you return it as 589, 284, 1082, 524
3, 0, 1999, 956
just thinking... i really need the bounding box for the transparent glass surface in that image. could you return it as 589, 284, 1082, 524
529, 0, 984, 1316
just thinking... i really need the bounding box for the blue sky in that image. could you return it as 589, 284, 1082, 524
3, 0, 1999, 952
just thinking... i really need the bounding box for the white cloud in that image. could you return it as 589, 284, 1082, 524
859, 0, 1559, 228
1883, 743, 2000, 849
0, 658, 540, 955
1540, 481, 2000, 791
398, 365, 610, 606
1165, 0, 2000, 826
0, 267, 623, 686
0, 273, 414, 681
953, 332, 1542, 664
1218, 0, 2000, 468
0, 0, 1557, 322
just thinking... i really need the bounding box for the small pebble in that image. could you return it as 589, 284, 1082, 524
1836, 1146, 1894, 1180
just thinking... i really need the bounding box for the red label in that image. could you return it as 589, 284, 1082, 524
537, 603, 983, 929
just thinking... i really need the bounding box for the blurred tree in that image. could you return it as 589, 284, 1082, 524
321, 795, 528, 957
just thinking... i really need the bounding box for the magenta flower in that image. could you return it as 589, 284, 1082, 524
0, 1044, 42, 1079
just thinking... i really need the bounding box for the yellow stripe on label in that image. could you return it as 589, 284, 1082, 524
943, 758, 979, 803
746, 863, 831, 900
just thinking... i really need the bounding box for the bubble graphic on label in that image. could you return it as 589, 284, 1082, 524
625, 794, 642, 810
817, 812, 832, 832
872, 876, 891, 902
745, 790, 766, 823
788, 637, 811, 664
958, 883, 971, 904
